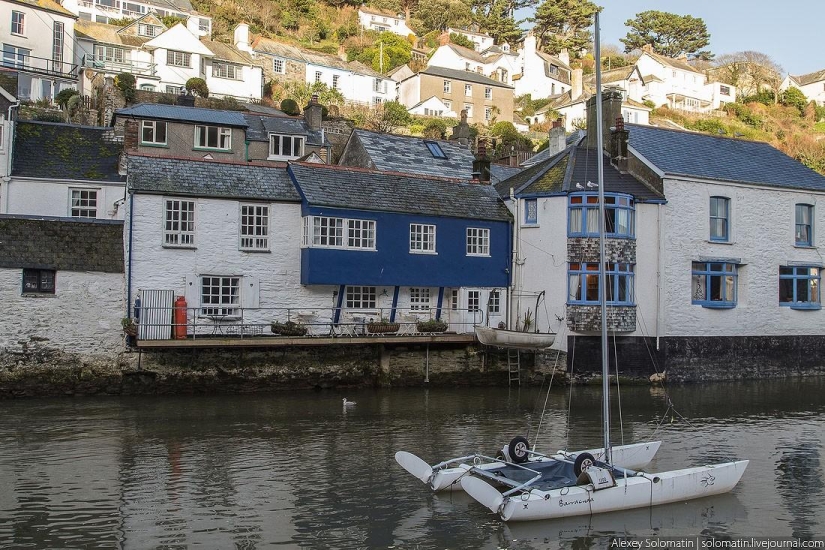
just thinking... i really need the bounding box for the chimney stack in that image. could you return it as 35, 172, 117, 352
571, 68, 582, 99
586, 87, 623, 151
558, 48, 570, 66
234, 24, 251, 53
304, 93, 323, 131
472, 139, 491, 182
547, 118, 566, 156
610, 115, 629, 172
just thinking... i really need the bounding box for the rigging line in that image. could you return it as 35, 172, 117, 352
532, 348, 560, 451
514, 237, 566, 266
611, 331, 625, 447
564, 334, 576, 452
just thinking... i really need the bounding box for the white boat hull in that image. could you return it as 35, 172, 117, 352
462, 460, 749, 522
474, 326, 556, 349
399, 440, 661, 492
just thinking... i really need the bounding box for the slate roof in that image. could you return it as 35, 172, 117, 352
0, 215, 124, 273
114, 104, 248, 127
201, 39, 254, 64
288, 163, 511, 222
75, 21, 152, 47
420, 66, 513, 88
789, 68, 825, 87
348, 129, 476, 179
643, 51, 700, 74
536, 52, 571, 85
9, 0, 75, 17
496, 141, 665, 202
127, 155, 301, 201
13, 121, 124, 182
252, 37, 384, 77
628, 124, 825, 191
242, 113, 326, 146
490, 164, 522, 183
444, 43, 488, 64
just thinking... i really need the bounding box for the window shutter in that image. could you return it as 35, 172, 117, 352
185, 274, 198, 308
242, 275, 260, 309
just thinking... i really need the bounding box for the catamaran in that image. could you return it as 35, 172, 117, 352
458, 12, 748, 521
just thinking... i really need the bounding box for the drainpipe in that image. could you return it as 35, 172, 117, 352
656, 202, 663, 350
127, 191, 135, 319
6, 100, 19, 184
509, 188, 517, 330
245, 140, 250, 162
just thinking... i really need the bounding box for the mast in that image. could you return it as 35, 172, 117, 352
594, 11, 611, 464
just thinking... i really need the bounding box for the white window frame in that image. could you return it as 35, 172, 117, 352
200, 275, 241, 317
485, 107, 492, 121
268, 134, 304, 159
484, 87, 492, 99
273, 57, 285, 74
11, 11, 24, 36
468, 290, 480, 311
163, 198, 195, 247
346, 286, 376, 309
137, 23, 159, 37
465, 83, 472, 96
167, 50, 191, 68
332, 74, 339, 89
443, 80, 451, 93
464, 103, 473, 118
348, 219, 376, 249
488, 290, 500, 314
70, 188, 98, 218
52, 22, 64, 65
141, 120, 167, 145
240, 204, 270, 251
212, 61, 242, 80
315, 70, 322, 83
305, 216, 376, 250
311, 216, 344, 247
466, 227, 490, 256
195, 125, 232, 150
410, 288, 431, 311
409, 223, 436, 254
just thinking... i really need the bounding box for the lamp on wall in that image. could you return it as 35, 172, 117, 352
381, 289, 389, 297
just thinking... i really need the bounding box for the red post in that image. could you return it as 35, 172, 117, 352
173, 296, 187, 339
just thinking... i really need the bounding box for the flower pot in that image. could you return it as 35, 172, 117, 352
417, 320, 448, 333
367, 322, 400, 334
271, 321, 308, 336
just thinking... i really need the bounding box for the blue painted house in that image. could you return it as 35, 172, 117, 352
287, 161, 513, 329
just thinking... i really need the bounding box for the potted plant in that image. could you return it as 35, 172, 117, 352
271, 320, 308, 336
366, 317, 400, 334
121, 317, 137, 337
417, 319, 448, 333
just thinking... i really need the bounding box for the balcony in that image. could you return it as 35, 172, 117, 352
131, 305, 480, 349
82, 55, 157, 77
1, 54, 77, 79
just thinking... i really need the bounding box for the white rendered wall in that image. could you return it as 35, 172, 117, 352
661, 178, 825, 336
398, 75, 421, 108
0, 268, 125, 355
205, 62, 263, 100
3, 178, 126, 219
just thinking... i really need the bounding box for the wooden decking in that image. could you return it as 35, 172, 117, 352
135, 333, 477, 348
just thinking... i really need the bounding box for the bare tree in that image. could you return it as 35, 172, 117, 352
713, 51, 783, 99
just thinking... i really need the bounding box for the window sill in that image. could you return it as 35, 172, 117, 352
783, 303, 821, 311
410, 250, 437, 255
521, 223, 539, 228
267, 155, 300, 161
706, 239, 733, 245
194, 147, 232, 152
794, 244, 816, 249
467, 254, 491, 258
141, 142, 169, 148
21, 293, 55, 298
694, 302, 736, 309
163, 244, 197, 250
240, 248, 271, 253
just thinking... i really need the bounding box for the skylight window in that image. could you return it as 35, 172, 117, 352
424, 141, 447, 159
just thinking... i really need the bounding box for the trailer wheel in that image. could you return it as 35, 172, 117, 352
508, 436, 531, 464
574, 452, 596, 476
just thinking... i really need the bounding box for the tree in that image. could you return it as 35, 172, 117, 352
530, 0, 599, 56
449, 32, 475, 50
114, 73, 136, 103
372, 101, 412, 132
354, 32, 412, 73
781, 87, 807, 115
621, 10, 712, 60
713, 51, 783, 99
185, 77, 209, 98
413, 0, 471, 35
475, 0, 523, 45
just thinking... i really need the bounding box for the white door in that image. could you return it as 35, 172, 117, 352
461, 288, 504, 330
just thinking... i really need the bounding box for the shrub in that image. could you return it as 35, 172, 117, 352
423, 118, 447, 139
271, 321, 308, 336
280, 98, 300, 115
114, 73, 136, 103
417, 319, 448, 333
185, 77, 209, 98
55, 88, 79, 109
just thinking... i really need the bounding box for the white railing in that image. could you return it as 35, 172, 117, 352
83, 55, 157, 76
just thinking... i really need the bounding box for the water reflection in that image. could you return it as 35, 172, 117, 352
0, 379, 822, 548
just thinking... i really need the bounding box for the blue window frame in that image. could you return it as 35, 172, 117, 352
692, 262, 737, 308
567, 262, 634, 305
779, 266, 820, 309
524, 198, 537, 225
795, 204, 813, 246
709, 197, 730, 242
568, 193, 634, 238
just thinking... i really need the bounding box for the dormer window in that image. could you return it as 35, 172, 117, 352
138, 23, 160, 37
424, 141, 447, 159
269, 134, 304, 160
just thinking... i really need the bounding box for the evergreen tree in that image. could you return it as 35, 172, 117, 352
530, 0, 599, 56
621, 10, 712, 60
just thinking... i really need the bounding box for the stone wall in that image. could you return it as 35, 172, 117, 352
566, 335, 825, 382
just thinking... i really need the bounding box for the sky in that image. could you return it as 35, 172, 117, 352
517, 0, 823, 77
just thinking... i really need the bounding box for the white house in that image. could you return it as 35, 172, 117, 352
634, 47, 735, 111
252, 37, 395, 107
406, 96, 454, 118
427, 43, 517, 86
1, 121, 126, 219
60, 0, 211, 36
447, 28, 494, 52
499, 91, 825, 376
0, 0, 77, 101
76, 19, 262, 99
780, 69, 825, 105
357, 6, 415, 38
513, 34, 572, 99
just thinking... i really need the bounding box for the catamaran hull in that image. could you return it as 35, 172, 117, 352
411, 440, 661, 491
463, 460, 749, 522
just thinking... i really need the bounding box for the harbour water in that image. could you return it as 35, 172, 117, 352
0, 377, 822, 548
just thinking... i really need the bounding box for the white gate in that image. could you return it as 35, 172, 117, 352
138, 290, 174, 340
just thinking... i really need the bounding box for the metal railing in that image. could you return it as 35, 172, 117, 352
2, 55, 77, 79
132, 306, 483, 341
82, 55, 157, 77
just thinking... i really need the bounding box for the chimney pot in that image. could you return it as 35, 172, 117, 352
615, 116, 624, 132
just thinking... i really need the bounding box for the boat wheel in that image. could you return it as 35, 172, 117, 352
508, 436, 531, 464
573, 452, 596, 476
